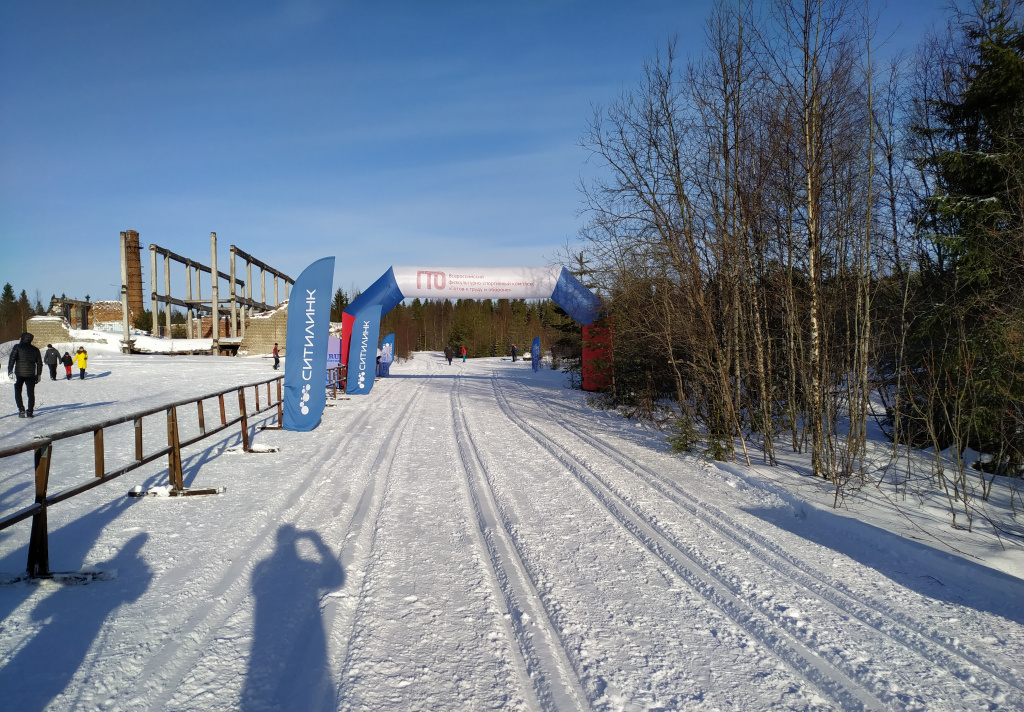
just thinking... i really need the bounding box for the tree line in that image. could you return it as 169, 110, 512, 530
572, 0, 1023, 520
0, 284, 52, 343
329, 287, 583, 369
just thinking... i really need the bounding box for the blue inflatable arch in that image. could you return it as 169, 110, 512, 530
341, 266, 603, 393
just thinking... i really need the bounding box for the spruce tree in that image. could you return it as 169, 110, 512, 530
911, 0, 1024, 474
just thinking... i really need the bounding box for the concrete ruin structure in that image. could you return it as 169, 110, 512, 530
118, 230, 294, 355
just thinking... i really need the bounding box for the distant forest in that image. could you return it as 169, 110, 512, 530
0, 283, 52, 343
561, 0, 1023, 510
329, 287, 584, 371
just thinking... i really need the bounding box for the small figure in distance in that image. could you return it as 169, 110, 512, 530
444, 345, 453, 365
61, 351, 73, 380
43, 343, 60, 381
74, 347, 88, 380
8, 332, 42, 418
511, 343, 517, 362
461, 345, 467, 363
272, 343, 280, 370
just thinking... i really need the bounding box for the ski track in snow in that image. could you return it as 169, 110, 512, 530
492, 372, 1023, 711
1, 351, 1022, 711
505, 374, 1024, 708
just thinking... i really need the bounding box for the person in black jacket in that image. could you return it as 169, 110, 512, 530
61, 351, 73, 380
8, 332, 43, 418
43, 344, 60, 381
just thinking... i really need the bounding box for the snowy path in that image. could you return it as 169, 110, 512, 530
1, 351, 1022, 710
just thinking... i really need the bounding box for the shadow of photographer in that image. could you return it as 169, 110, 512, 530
242, 524, 344, 711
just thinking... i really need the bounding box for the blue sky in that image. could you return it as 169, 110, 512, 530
1, 1, 948, 305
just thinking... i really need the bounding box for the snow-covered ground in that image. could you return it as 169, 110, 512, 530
1, 336, 1022, 711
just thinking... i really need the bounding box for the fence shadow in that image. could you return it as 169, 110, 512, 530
242, 524, 344, 711
0, 495, 137, 623
0, 533, 152, 712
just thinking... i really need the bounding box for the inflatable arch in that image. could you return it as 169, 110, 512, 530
341, 266, 610, 393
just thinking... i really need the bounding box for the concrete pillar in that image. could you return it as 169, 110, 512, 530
149, 246, 158, 335
119, 232, 132, 352
186, 264, 194, 339
274, 275, 279, 306
164, 254, 171, 337
211, 232, 219, 353
229, 246, 237, 338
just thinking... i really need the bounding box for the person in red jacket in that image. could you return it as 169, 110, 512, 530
460, 345, 467, 363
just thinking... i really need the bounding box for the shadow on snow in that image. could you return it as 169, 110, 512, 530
744, 504, 1024, 624
242, 523, 344, 712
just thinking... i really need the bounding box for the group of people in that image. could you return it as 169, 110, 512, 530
8, 332, 89, 419
443, 345, 468, 365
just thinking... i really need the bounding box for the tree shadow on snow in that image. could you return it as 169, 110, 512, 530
0, 533, 152, 712
242, 524, 344, 712
744, 504, 1024, 624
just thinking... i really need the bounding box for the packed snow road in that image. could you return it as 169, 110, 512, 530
1, 351, 1022, 711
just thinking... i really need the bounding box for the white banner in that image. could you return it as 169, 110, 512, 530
392, 266, 562, 300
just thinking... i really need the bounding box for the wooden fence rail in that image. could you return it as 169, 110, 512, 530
0, 375, 284, 579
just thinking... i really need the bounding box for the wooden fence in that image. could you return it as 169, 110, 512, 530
0, 376, 283, 579
326, 364, 347, 398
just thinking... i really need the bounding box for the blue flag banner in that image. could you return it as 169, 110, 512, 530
532, 337, 540, 372
378, 333, 395, 377
283, 257, 335, 431
347, 305, 382, 394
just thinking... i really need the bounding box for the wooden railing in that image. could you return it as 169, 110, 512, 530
0, 375, 283, 579
326, 364, 347, 398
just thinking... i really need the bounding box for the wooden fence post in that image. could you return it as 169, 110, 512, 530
197, 400, 206, 435
27, 444, 53, 577
134, 417, 143, 462
276, 378, 283, 426
218, 394, 226, 425
238, 388, 250, 452
94, 428, 104, 478
167, 407, 184, 491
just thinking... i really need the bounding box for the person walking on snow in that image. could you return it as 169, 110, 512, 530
8, 332, 42, 418
461, 345, 467, 362
61, 351, 73, 380
272, 343, 280, 370
444, 345, 453, 365
511, 344, 517, 362
43, 344, 60, 380
74, 347, 88, 380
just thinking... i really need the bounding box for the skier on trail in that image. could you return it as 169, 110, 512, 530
43, 344, 60, 380
8, 332, 42, 418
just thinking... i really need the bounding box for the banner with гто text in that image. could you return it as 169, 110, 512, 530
283, 257, 335, 432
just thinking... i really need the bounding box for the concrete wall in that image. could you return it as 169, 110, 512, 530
25, 316, 72, 346
237, 303, 288, 357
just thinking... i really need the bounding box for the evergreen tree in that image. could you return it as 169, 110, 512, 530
330, 288, 349, 322
909, 0, 1024, 474
17, 290, 33, 333
0, 283, 17, 341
